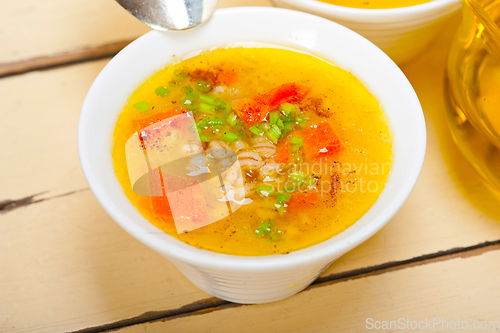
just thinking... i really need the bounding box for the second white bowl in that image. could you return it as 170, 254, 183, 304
270, 0, 462, 64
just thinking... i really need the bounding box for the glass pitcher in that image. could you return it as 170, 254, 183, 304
446, 0, 500, 191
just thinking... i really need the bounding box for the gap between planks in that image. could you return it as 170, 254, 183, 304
72, 240, 500, 333
0, 188, 89, 213
0, 40, 133, 79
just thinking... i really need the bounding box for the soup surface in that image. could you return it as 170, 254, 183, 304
316, 0, 432, 9
112, 46, 392, 256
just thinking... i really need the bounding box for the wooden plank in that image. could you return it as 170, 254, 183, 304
0, 0, 271, 76
0, 59, 109, 201
0, 190, 211, 333
2, 191, 498, 333
0, 40, 132, 78
119, 249, 500, 333
0, 0, 150, 65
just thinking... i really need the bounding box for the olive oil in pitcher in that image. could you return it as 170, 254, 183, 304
446, 0, 500, 191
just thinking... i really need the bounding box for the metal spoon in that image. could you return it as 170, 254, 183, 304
116, 0, 219, 31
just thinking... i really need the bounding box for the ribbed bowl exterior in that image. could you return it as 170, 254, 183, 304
270, 0, 461, 64
168, 256, 339, 303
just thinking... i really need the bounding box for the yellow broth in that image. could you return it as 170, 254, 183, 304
316, 0, 432, 9
112, 46, 392, 256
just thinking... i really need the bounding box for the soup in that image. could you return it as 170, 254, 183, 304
316, 0, 433, 9
112, 46, 392, 256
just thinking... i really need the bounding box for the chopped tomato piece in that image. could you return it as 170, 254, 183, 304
287, 191, 319, 212
132, 107, 187, 153
161, 172, 197, 192
131, 107, 185, 132
233, 82, 309, 126
232, 98, 269, 127
274, 138, 290, 163
150, 196, 172, 217
167, 185, 208, 222
267, 82, 310, 109
151, 171, 207, 223
150, 168, 172, 217
302, 122, 342, 160
151, 188, 207, 222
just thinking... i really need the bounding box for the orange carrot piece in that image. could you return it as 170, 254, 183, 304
302, 122, 342, 160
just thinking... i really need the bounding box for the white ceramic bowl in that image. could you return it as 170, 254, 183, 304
270, 0, 462, 64
78, 7, 426, 304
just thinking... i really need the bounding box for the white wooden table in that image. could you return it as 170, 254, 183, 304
1, 1, 500, 332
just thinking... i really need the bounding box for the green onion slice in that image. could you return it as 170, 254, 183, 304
289, 171, 307, 183
295, 116, 308, 124
222, 132, 239, 143
208, 116, 225, 126
284, 183, 297, 193
181, 86, 198, 105
214, 98, 228, 110
256, 185, 275, 197
275, 204, 287, 215
227, 113, 239, 127
155, 86, 170, 97
199, 102, 216, 114
133, 101, 150, 112
260, 123, 271, 131
269, 111, 280, 126
276, 119, 284, 131
249, 125, 265, 135
196, 118, 209, 129
266, 125, 282, 144
290, 137, 304, 146
255, 220, 274, 237
197, 78, 211, 92
199, 93, 215, 105
174, 68, 188, 79
199, 135, 211, 142
276, 192, 292, 204
181, 86, 193, 94
280, 103, 299, 117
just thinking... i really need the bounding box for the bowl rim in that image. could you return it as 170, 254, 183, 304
272, 0, 462, 21
78, 6, 426, 272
